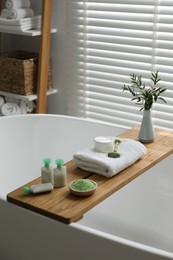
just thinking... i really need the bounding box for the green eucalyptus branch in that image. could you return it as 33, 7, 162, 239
123, 71, 167, 111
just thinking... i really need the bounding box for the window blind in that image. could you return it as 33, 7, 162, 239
65, 0, 173, 130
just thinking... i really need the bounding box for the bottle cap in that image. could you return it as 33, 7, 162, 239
43, 158, 51, 166
55, 159, 64, 167
23, 186, 31, 195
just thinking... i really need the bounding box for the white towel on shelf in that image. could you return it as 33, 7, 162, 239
1, 103, 22, 116
0, 21, 41, 31
0, 9, 10, 19
20, 100, 35, 113
0, 96, 5, 108
4, 96, 20, 104
73, 138, 147, 178
19, 102, 27, 114
0, 15, 41, 26
6, 0, 31, 9
9, 8, 34, 19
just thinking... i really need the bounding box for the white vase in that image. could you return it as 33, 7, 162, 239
138, 109, 155, 143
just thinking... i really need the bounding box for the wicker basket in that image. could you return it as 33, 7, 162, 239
0, 50, 52, 96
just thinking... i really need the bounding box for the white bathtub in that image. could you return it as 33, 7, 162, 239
0, 114, 172, 260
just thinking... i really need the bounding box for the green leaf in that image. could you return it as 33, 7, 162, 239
158, 97, 167, 103
122, 71, 167, 110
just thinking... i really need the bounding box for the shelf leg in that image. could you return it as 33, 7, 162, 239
36, 0, 52, 113
0, 0, 3, 52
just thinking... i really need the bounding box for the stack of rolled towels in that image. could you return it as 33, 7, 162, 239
0, 96, 35, 116
0, 0, 41, 31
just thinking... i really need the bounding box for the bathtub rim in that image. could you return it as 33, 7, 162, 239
71, 221, 173, 259
0, 113, 129, 130
0, 113, 171, 131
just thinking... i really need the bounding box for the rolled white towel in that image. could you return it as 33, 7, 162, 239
9, 8, 34, 19
0, 96, 5, 109
1, 103, 22, 116
0, 9, 10, 19
19, 102, 27, 114
20, 100, 35, 113
6, 0, 31, 9
73, 138, 147, 178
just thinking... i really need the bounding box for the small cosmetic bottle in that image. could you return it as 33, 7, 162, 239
53, 159, 67, 188
23, 183, 54, 195
41, 158, 54, 185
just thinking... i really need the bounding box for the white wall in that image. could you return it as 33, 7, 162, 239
47, 0, 67, 115
1, 0, 67, 115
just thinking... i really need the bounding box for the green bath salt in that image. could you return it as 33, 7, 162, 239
71, 179, 96, 191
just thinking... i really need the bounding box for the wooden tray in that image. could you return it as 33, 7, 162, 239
7, 126, 173, 224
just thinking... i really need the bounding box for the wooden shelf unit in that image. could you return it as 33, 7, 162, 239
0, 0, 57, 113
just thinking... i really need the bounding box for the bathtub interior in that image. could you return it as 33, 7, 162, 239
78, 154, 173, 254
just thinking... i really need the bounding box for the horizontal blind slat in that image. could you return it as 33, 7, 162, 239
65, 0, 173, 131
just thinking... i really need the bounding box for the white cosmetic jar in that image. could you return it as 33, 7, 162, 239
94, 137, 114, 153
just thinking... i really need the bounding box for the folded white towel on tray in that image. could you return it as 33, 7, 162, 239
6, 0, 31, 9
73, 138, 147, 178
